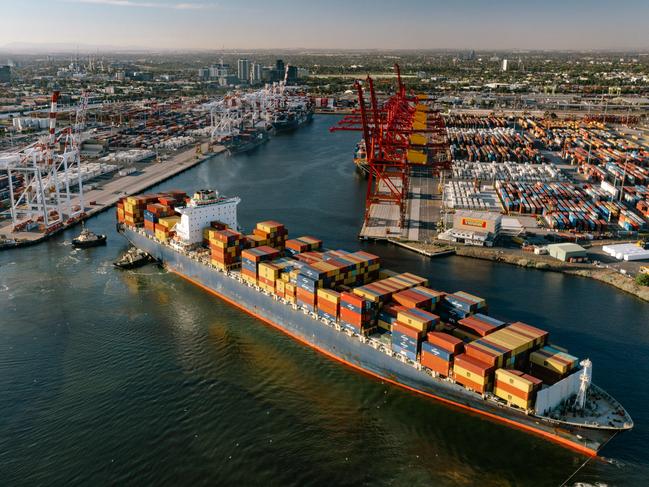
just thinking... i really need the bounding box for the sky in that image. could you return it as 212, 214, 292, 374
0, 0, 648, 51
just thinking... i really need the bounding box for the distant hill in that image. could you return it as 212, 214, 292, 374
0, 42, 154, 54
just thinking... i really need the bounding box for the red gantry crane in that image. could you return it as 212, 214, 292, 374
330, 64, 451, 237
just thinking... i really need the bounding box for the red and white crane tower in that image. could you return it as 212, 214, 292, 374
3, 90, 86, 233
330, 64, 451, 234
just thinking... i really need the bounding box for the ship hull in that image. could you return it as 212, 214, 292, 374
272, 111, 314, 133
122, 227, 619, 456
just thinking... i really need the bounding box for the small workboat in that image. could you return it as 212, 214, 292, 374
113, 246, 152, 269
72, 225, 107, 248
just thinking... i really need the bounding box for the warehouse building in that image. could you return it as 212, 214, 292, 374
546, 243, 587, 263
439, 211, 502, 247
453, 210, 502, 235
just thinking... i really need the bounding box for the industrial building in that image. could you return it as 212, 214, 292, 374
453, 210, 502, 234
439, 211, 502, 247
0, 65, 10, 83
546, 243, 587, 263
237, 59, 250, 83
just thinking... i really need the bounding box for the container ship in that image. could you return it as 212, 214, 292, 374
221, 127, 269, 155
353, 139, 370, 177
271, 103, 314, 133
116, 189, 633, 456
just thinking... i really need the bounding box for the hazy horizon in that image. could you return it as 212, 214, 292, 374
1, 0, 648, 52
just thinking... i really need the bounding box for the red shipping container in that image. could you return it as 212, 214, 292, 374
341, 292, 365, 308
454, 353, 494, 377
258, 276, 275, 287
340, 307, 365, 326
454, 374, 488, 394
420, 352, 451, 376
296, 287, 316, 304
317, 300, 339, 316
392, 321, 423, 339
464, 342, 505, 368
426, 332, 464, 355
392, 289, 432, 309
495, 379, 534, 398
458, 316, 497, 337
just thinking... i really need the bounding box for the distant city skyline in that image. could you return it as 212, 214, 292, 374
1, 0, 648, 52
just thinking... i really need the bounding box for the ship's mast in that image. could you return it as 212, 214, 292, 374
574, 359, 592, 410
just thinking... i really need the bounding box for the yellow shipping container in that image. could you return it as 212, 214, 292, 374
396, 311, 430, 331
258, 262, 280, 280
412, 121, 426, 131
352, 288, 381, 303
317, 288, 340, 304
530, 351, 570, 374
453, 365, 489, 385
285, 282, 296, 297
242, 274, 257, 285
276, 280, 286, 294
487, 329, 532, 356
494, 387, 533, 410
377, 320, 392, 331
409, 133, 427, 146
158, 216, 180, 229
256, 221, 284, 233
259, 281, 274, 293
495, 369, 534, 393
407, 149, 427, 165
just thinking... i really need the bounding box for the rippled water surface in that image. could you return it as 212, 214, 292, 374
1, 116, 648, 486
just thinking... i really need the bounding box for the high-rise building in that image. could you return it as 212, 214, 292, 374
198, 67, 210, 80
0, 65, 11, 83
275, 59, 285, 77
251, 63, 262, 83
237, 59, 250, 83
502, 59, 508, 72
285, 65, 298, 84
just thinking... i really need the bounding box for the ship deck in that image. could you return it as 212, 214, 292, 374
538, 384, 634, 431
121, 225, 632, 456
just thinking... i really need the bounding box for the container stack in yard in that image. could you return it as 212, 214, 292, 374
513, 116, 649, 233
444, 114, 508, 129
448, 127, 542, 163
495, 180, 649, 232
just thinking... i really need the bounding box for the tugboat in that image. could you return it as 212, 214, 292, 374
72, 224, 107, 248
113, 246, 152, 269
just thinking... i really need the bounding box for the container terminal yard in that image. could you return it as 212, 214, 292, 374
329, 67, 649, 255
0, 83, 313, 248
